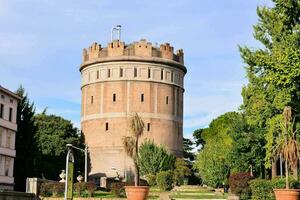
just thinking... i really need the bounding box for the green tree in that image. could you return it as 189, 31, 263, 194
34, 112, 85, 180
193, 112, 238, 187
228, 117, 266, 177
193, 129, 206, 148
173, 158, 190, 186
14, 86, 37, 191
239, 0, 300, 175
182, 138, 195, 162
138, 140, 175, 176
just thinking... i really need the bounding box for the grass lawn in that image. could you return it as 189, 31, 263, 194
169, 186, 227, 200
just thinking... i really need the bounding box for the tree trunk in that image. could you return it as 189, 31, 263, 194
134, 138, 140, 186
292, 163, 298, 180
272, 160, 277, 179
286, 159, 289, 189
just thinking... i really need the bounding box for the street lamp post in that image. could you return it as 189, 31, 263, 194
66, 144, 88, 182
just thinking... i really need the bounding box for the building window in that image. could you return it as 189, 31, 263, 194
113, 93, 116, 102
166, 96, 169, 104
1, 95, 4, 99
10, 99, 13, 104
148, 68, 151, 78
91, 96, 94, 104
120, 68, 123, 77
171, 72, 174, 82
0, 130, 2, 147
105, 122, 109, 131
108, 69, 111, 78
5, 157, 10, 176
134, 67, 137, 77
97, 70, 99, 79
147, 123, 150, 131
9, 108, 13, 122
141, 94, 144, 102
6, 132, 11, 148
0, 156, 3, 175
0, 104, 3, 119
161, 69, 164, 80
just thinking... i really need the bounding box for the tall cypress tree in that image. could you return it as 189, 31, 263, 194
14, 86, 37, 191
239, 0, 300, 177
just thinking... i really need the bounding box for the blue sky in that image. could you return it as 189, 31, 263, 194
0, 0, 271, 138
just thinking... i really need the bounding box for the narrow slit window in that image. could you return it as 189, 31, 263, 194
161, 69, 164, 80
91, 96, 94, 104
171, 72, 174, 82
134, 68, 137, 77
0, 104, 3, 119
148, 68, 151, 78
97, 70, 99, 79
120, 68, 123, 77
9, 108, 13, 122
141, 94, 144, 102
166, 96, 169, 104
113, 93, 116, 102
105, 122, 109, 131
108, 69, 111, 78
147, 123, 150, 131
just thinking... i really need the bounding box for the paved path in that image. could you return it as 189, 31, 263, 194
159, 192, 171, 200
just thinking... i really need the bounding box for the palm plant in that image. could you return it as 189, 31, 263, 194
123, 113, 145, 186
272, 106, 300, 189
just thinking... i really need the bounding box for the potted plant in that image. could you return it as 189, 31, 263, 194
273, 106, 300, 200
123, 113, 149, 200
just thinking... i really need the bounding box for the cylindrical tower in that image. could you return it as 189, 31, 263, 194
80, 39, 186, 179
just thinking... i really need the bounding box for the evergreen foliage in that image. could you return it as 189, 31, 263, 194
173, 158, 190, 186
34, 112, 85, 180
138, 140, 175, 176
14, 86, 37, 191
156, 170, 174, 191
239, 0, 300, 169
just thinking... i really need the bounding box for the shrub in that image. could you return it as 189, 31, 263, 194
249, 177, 300, 200
229, 172, 253, 199
39, 182, 64, 197
52, 182, 65, 197
146, 174, 156, 186
156, 170, 174, 191
138, 140, 176, 176
271, 177, 300, 189
74, 182, 86, 197
173, 158, 191, 186
85, 181, 97, 197
249, 179, 274, 200
40, 182, 53, 197
111, 182, 126, 197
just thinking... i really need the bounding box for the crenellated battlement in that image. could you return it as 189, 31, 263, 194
81, 39, 184, 65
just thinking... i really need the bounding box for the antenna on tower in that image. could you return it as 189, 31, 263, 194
111, 25, 122, 41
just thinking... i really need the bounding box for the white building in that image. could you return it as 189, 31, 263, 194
0, 86, 21, 190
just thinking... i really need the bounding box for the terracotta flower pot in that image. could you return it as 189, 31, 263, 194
125, 186, 149, 200
274, 189, 300, 200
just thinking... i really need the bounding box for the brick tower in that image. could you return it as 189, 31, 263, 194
80, 36, 186, 181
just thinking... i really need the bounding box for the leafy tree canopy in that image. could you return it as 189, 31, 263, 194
137, 140, 175, 176
34, 113, 82, 156
193, 112, 239, 187
239, 0, 300, 168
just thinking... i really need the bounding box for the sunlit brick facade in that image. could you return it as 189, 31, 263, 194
80, 39, 186, 180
